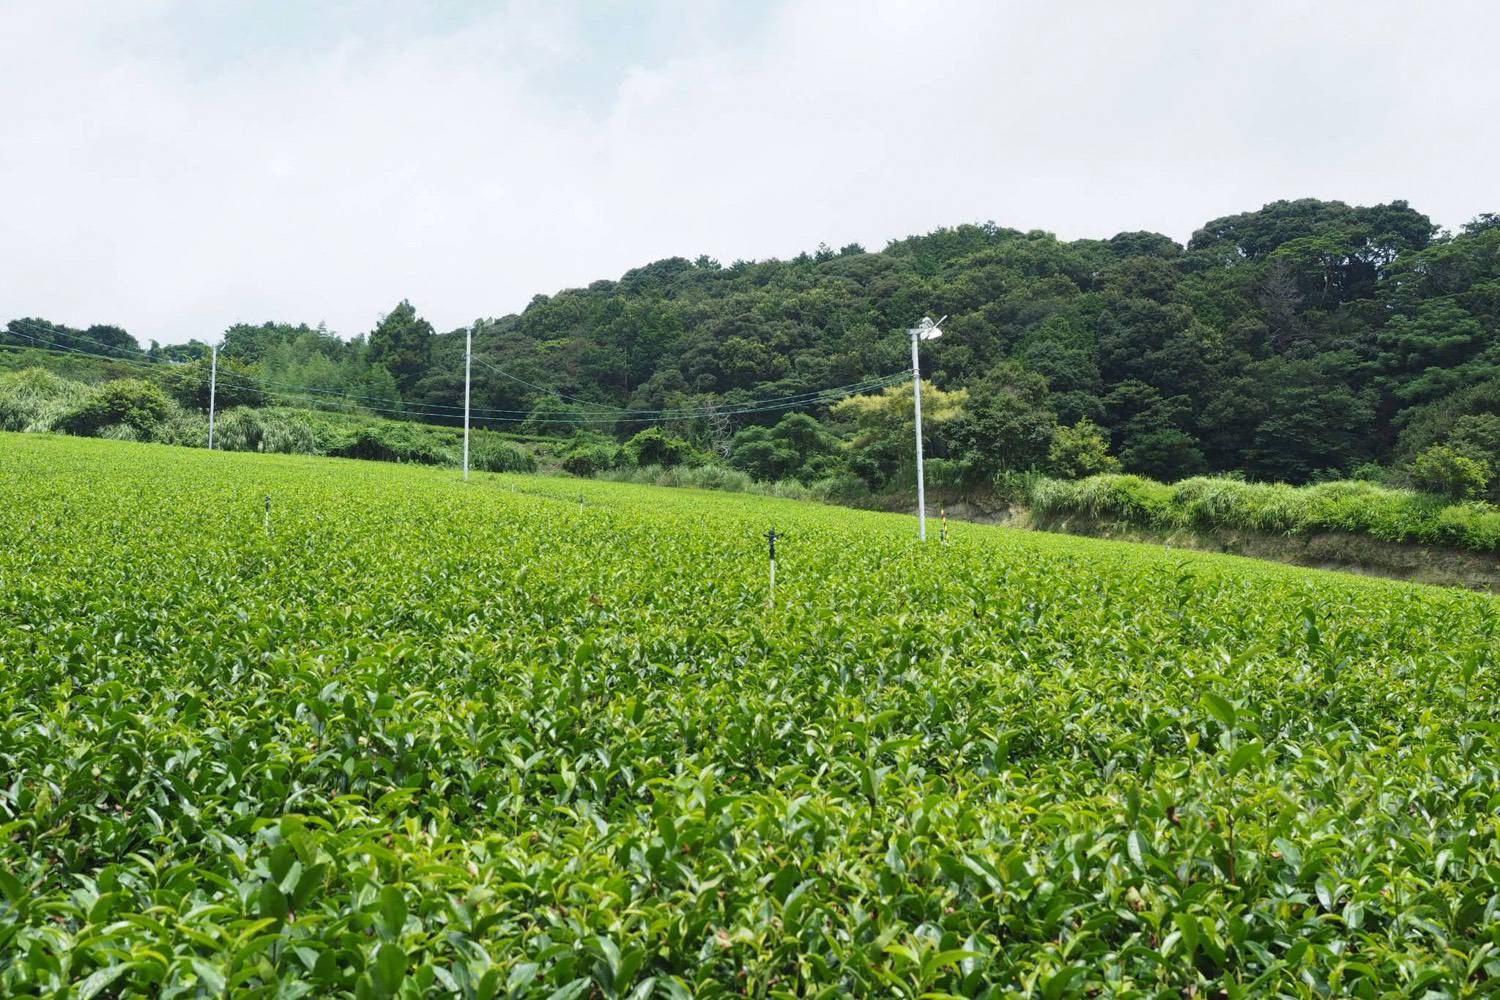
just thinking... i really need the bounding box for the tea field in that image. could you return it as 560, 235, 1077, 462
2, 432, 1499, 999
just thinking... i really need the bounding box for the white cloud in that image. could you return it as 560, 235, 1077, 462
2, 0, 1496, 344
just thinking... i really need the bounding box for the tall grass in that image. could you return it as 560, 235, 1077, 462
1026, 473, 1500, 553
597, 463, 816, 499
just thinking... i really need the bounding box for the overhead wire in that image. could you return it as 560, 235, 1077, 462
3, 315, 913, 426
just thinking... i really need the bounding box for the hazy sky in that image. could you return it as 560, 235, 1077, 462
3, 0, 1497, 345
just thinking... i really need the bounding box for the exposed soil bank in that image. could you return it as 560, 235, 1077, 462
858, 491, 1500, 593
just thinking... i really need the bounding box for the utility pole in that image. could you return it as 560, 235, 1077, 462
462, 325, 473, 481
207, 344, 218, 450
908, 316, 945, 541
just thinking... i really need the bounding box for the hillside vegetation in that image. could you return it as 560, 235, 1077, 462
2, 433, 1499, 997
5, 199, 1500, 503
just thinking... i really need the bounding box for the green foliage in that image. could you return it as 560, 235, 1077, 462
54, 378, 173, 436
521, 397, 592, 436
468, 437, 536, 474
2, 317, 142, 358
1047, 419, 1120, 479
0, 367, 86, 432
329, 423, 452, 465
729, 412, 841, 482
157, 355, 266, 411
1027, 472, 1500, 552
560, 439, 623, 477
215, 407, 322, 455
1408, 444, 1492, 500
367, 300, 435, 395
4, 433, 1500, 997
950, 361, 1057, 478
10, 196, 1498, 494
622, 427, 698, 468
1120, 427, 1207, 481
833, 381, 967, 489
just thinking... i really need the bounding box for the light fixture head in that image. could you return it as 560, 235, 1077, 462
910, 315, 945, 340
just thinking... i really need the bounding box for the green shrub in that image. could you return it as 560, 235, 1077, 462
55, 379, 173, 436
151, 408, 210, 448
1409, 444, 1493, 500
675, 465, 753, 492
1434, 502, 1500, 551
561, 441, 623, 477
470, 437, 536, 473
810, 473, 870, 502
158, 357, 266, 411
330, 425, 452, 465
623, 427, 698, 468
923, 457, 973, 490
1170, 477, 1305, 534
1048, 419, 1120, 479
991, 469, 1044, 506
1048, 474, 1179, 525
1019, 469, 1499, 552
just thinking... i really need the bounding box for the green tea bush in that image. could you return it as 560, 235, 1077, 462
3, 433, 1499, 997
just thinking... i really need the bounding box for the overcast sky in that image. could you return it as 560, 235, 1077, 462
3, 0, 1497, 345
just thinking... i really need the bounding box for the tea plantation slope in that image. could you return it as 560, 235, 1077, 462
1, 432, 1498, 999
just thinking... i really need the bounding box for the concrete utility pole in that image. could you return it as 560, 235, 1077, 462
207, 344, 219, 450
462, 325, 473, 481
907, 316, 945, 540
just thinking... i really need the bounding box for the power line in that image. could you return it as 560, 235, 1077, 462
472, 354, 908, 419
471, 356, 623, 413
3, 316, 911, 427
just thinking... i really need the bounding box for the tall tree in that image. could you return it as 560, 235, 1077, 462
368, 300, 434, 397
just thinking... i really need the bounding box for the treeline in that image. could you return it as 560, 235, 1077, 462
5, 198, 1500, 501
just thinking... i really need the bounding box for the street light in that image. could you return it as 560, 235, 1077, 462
908, 315, 945, 541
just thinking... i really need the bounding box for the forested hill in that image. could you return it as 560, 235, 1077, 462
6, 198, 1500, 491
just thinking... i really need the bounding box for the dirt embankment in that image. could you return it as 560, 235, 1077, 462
859, 492, 1500, 593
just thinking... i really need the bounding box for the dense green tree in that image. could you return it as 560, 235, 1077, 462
729, 413, 841, 481
950, 362, 1057, 477
3, 317, 141, 359
368, 301, 434, 396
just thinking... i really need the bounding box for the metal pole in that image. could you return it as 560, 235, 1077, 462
462, 325, 473, 481
766, 528, 778, 608
911, 330, 926, 541
207, 344, 218, 450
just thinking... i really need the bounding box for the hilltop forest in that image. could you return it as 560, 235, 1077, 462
5, 198, 1500, 496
